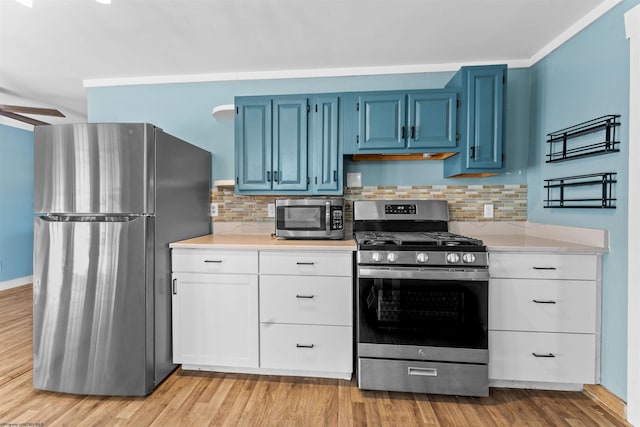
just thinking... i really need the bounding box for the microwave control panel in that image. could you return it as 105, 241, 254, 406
331, 206, 344, 230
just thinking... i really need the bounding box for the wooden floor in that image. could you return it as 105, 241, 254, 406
0, 284, 629, 426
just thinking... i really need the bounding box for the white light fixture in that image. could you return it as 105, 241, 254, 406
15, 0, 33, 8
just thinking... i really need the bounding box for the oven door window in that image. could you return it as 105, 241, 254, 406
358, 277, 488, 349
276, 206, 326, 230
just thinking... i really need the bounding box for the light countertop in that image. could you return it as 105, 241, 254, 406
170, 233, 357, 251
479, 234, 607, 253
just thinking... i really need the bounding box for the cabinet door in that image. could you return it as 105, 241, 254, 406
235, 98, 272, 191
273, 97, 308, 191
465, 67, 504, 169
311, 95, 341, 192
357, 93, 406, 150
408, 91, 457, 148
172, 273, 259, 368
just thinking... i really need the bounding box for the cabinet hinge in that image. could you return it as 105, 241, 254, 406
306, 104, 310, 113
356, 102, 359, 112
356, 135, 360, 144
307, 176, 310, 185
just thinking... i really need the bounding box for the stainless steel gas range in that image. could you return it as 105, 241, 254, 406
353, 199, 489, 397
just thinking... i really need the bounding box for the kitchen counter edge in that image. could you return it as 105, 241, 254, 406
169, 234, 357, 251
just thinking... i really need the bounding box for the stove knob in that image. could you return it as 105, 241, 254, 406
462, 253, 476, 263
416, 253, 429, 263
371, 252, 383, 262
446, 253, 460, 263
387, 252, 398, 263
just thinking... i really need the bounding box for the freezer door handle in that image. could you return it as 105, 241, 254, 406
172, 278, 177, 295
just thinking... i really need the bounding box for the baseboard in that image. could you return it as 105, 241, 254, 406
0, 275, 33, 292
583, 384, 628, 422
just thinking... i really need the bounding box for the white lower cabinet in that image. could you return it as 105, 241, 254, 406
488, 251, 601, 389
260, 323, 352, 373
489, 331, 596, 384
172, 272, 259, 367
171, 247, 353, 380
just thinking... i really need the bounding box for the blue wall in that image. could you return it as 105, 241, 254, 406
528, 0, 639, 400
0, 124, 34, 282
87, 70, 530, 186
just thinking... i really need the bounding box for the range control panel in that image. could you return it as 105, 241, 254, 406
385, 204, 417, 215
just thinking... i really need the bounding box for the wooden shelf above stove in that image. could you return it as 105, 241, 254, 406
351, 152, 457, 162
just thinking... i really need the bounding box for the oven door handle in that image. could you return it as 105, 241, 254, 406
358, 267, 490, 281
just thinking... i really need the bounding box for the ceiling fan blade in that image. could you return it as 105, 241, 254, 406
0, 111, 51, 126
0, 104, 65, 118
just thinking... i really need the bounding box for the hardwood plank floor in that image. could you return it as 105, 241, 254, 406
0, 284, 629, 426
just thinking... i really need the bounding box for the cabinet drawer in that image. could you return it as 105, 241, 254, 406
260, 275, 352, 326
259, 251, 352, 276
489, 279, 596, 333
260, 323, 352, 373
172, 249, 258, 274
489, 253, 598, 280
358, 358, 488, 396
489, 331, 596, 384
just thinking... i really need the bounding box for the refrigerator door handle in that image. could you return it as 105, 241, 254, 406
172, 278, 177, 295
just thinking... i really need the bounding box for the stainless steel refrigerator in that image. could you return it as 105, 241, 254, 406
32, 123, 211, 396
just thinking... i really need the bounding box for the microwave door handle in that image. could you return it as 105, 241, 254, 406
325, 201, 331, 232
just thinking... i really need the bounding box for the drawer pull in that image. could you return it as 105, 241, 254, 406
204, 260, 223, 263
532, 266, 557, 270
532, 352, 556, 358
296, 262, 315, 265
408, 367, 438, 377
296, 294, 315, 299
172, 278, 177, 295
296, 344, 315, 349
532, 299, 557, 304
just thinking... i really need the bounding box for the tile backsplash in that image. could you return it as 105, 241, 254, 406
210, 185, 527, 222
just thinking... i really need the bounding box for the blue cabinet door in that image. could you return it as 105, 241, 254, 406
408, 90, 457, 149
312, 95, 341, 193
235, 98, 272, 191
465, 67, 504, 169
272, 97, 308, 191
357, 93, 406, 150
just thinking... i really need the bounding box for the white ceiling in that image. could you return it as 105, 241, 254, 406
0, 0, 617, 127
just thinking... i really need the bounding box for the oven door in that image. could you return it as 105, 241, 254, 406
357, 266, 489, 363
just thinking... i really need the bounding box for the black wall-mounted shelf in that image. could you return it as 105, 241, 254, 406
544, 173, 617, 208
546, 115, 620, 163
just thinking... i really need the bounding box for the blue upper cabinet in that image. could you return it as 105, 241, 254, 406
444, 65, 506, 177
235, 97, 272, 191
344, 89, 458, 154
272, 97, 308, 191
408, 91, 457, 149
357, 93, 406, 150
235, 94, 343, 195
311, 95, 342, 193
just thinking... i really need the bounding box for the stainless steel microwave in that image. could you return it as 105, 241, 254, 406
275, 198, 345, 240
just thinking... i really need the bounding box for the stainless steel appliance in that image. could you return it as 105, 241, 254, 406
32, 123, 211, 396
354, 199, 489, 397
275, 197, 344, 240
